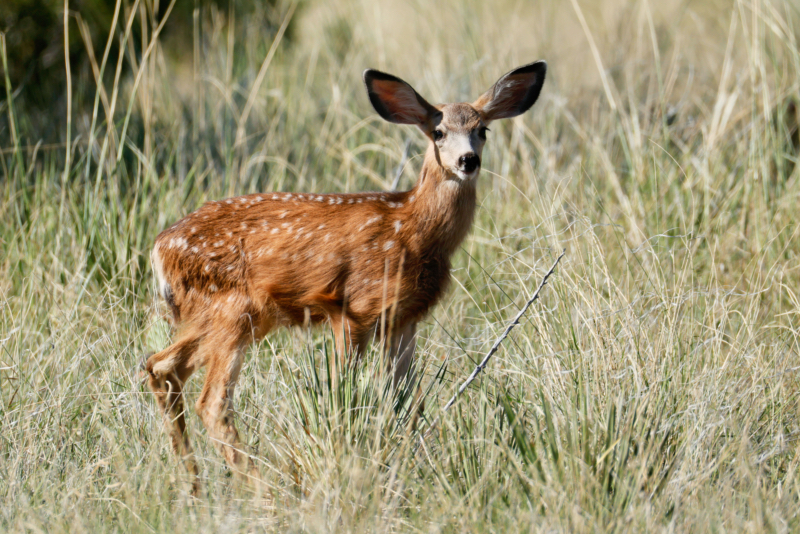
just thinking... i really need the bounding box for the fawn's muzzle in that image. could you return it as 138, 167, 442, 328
459, 153, 481, 174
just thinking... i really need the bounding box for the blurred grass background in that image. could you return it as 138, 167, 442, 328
1, 0, 800, 531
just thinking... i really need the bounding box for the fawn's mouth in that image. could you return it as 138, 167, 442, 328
454, 167, 481, 181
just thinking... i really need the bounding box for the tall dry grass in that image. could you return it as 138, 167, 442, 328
1, 0, 800, 531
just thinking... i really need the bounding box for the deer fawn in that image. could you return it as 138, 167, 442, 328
145, 61, 547, 489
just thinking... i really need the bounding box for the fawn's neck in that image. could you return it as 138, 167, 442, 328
403, 144, 478, 258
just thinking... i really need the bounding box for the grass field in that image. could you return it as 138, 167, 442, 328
2, 0, 800, 531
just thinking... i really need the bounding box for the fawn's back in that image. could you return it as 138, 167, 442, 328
152, 181, 470, 339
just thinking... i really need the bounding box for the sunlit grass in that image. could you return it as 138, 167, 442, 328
1, 0, 800, 531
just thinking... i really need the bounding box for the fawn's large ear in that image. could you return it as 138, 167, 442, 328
473, 61, 546, 122
363, 69, 439, 128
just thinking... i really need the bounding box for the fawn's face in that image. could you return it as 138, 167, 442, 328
431, 103, 488, 181
363, 60, 546, 183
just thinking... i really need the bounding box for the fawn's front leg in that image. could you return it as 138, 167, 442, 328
389, 322, 417, 388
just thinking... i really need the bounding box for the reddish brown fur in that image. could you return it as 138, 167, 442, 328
144, 61, 546, 491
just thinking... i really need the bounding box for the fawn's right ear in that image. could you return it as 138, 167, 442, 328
363, 69, 440, 129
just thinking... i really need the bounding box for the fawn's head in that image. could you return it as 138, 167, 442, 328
364, 61, 546, 181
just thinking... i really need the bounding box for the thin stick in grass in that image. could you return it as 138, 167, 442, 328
422, 249, 566, 441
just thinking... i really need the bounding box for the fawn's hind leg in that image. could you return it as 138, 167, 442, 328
194, 337, 259, 484
145, 333, 204, 492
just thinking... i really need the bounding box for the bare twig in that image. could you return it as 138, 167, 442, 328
422, 249, 565, 440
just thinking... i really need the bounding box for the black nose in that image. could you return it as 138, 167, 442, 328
459, 153, 480, 173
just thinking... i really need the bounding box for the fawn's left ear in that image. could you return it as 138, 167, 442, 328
473, 61, 547, 122
363, 69, 440, 129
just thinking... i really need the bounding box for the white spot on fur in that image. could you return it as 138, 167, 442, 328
394, 220, 402, 233
348, 199, 355, 204
271, 228, 279, 235
214, 241, 224, 247
227, 265, 235, 271
316, 196, 324, 202
191, 246, 199, 253
205, 264, 211, 272
279, 211, 288, 219
317, 224, 326, 230
358, 215, 382, 232
384, 241, 395, 250
255, 196, 263, 202
209, 284, 218, 292
273, 194, 280, 200
226, 199, 233, 204
191, 227, 197, 234
229, 246, 236, 253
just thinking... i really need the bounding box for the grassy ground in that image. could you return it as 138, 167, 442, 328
2, 0, 800, 531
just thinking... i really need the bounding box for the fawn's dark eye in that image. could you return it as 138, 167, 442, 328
478, 126, 490, 139
433, 129, 444, 141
